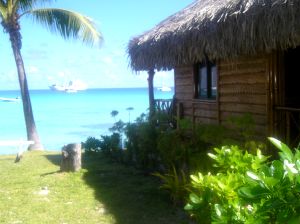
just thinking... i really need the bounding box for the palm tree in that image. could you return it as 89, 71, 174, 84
0, 0, 102, 150
126, 107, 134, 123
110, 110, 119, 122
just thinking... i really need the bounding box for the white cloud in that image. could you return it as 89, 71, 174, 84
28, 66, 39, 74
101, 56, 114, 65
47, 76, 54, 81
112, 49, 124, 57
25, 49, 48, 60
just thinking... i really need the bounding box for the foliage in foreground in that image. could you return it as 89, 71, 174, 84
82, 113, 261, 208
185, 138, 300, 224
83, 112, 300, 223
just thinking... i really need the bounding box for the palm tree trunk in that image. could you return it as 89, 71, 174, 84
9, 30, 43, 150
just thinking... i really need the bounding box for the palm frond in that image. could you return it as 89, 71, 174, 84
0, 1, 7, 20
24, 8, 102, 47
17, 0, 54, 12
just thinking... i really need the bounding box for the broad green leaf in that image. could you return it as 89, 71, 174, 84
189, 193, 202, 204
294, 150, 300, 160
295, 160, 300, 171
284, 159, 298, 174
270, 160, 284, 179
268, 137, 293, 162
247, 171, 261, 181
238, 186, 269, 199
217, 181, 226, 190
263, 177, 280, 187
190, 173, 203, 184
295, 176, 300, 187
208, 153, 217, 160
238, 186, 256, 199
184, 203, 193, 211
214, 204, 222, 217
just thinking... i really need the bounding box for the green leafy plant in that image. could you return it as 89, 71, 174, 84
185, 138, 300, 223
153, 165, 190, 205
207, 145, 268, 174
109, 120, 125, 134
82, 137, 101, 153
110, 110, 119, 122
238, 137, 300, 223
185, 144, 267, 223
226, 113, 256, 141
194, 123, 228, 147
157, 127, 191, 172
99, 133, 122, 160
125, 117, 159, 171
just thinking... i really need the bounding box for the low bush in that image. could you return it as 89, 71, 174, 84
82, 137, 101, 153
125, 118, 159, 171
99, 133, 122, 161
185, 138, 300, 223
153, 166, 190, 206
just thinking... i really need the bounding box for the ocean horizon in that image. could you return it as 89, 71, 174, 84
0, 87, 173, 155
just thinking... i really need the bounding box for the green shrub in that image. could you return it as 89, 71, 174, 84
125, 120, 159, 171
238, 137, 300, 223
185, 144, 267, 223
153, 166, 190, 206
82, 137, 101, 153
109, 119, 125, 134
157, 127, 191, 172
99, 133, 122, 160
226, 113, 256, 141
194, 123, 228, 147
185, 138, 300, 223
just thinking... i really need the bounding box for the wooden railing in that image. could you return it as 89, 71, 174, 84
153, 99, 176, 129
275, 106, 300, 146
154, 99, 173, 114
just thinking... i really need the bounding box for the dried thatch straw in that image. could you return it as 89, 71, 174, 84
128, 0, 300, 71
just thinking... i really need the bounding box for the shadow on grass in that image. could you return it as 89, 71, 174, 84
82, 153, 193, 224
43, 154, 61, 166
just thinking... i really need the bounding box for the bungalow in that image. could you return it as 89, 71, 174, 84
128, 0, 300, 145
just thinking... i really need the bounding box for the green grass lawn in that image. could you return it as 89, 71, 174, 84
0, 151, 192, 224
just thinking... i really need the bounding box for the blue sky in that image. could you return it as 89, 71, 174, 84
0, 0, 193, 90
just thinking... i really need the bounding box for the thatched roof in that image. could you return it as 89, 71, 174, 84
128, 0, 300, 71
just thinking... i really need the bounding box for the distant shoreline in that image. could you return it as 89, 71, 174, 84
0, 86, 174, 92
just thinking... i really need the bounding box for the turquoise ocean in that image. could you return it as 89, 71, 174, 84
0, 88, 173, 154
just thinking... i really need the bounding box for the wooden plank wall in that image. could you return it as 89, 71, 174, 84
218, 55, 269, 135
174, 54, 270, 136
192, 102, 218, 124
174, 65, 194, 118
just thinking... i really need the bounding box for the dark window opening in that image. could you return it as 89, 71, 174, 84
194, 60, 217, 100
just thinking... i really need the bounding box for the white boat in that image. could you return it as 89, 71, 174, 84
65, 89, 78, 93
157, 86, 172, 92
49, 84, 66, 91
0, 97, 21, 102
49, 80, 87, 93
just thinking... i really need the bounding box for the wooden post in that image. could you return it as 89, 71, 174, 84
148, 69, 155, 117
60, 143, 82, 172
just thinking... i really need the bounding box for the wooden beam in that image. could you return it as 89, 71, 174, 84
148, 69, 155, 117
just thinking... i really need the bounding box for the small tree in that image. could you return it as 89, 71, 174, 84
110, 110, 119, 122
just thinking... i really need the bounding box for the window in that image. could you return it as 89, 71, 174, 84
194, 60, 217, 100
